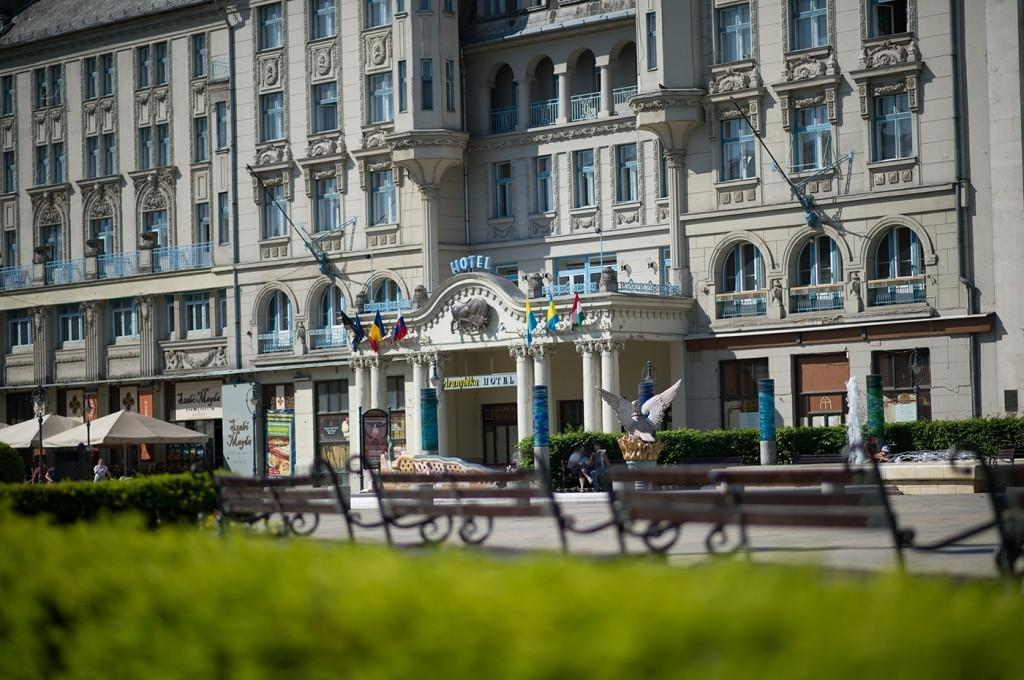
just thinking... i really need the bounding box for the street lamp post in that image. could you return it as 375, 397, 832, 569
31, 386, 46, 481
246, 389, 261, 478
909, 349, 924, 422
82, 400, 94, 453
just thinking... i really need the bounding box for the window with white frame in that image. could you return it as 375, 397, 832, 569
319, 285, 346, 332
717, 3, 751, 63
366, 0, 391, 28
874, 226, 922, 279
534, 155, 552, 213
792, 105, 831, 171
34, 143, 63, 186
41, 223, 61, 262
193, 116, 209, 163
218, 192, 230, 245
573, 149, 595, 208
722, 242, 764, 292
184, 292, 211, 334
870, 0, 908, 37
90, 218, 114, 256
616, 143, 638, 203
314, 177, 340, 233
873, 93, 912, 161
196, 202, 211, 243
556, 254, 616, 293
796, 235, 841, 286
259, 3, 284, 50
8, 309, 32, 349
721, 118, 756, 180
155, 43, 168, 84
33, 66, 62, 109
260, 92, 285, 142
398, 60, 408, 112
312, 83, 338, 132
192, 34, 208, 78
138, 127, 153, 169
143, 210, 168, 247
372, 277, 403, 304
215, 102, 228, 149
84, 56, 99, 99
421, 59, 434, 111
136, 46, 151, 89
790, 0, 828, 51
2, 150, 14, 193
1, 75, 13, 115
2, 232, 14, 270
368, 72, 393, 123
445, 60, 456, 112
217, 290, 227, 332
261, 184, 288, 239
370, 169, 397, 225
138, 124, 169, 169
495, 263, 518, 282
110, 298, 137, 339
493, 162, 512, 218
101, 54, 115, 96
311, 0, 337, 40
645, 12, 658, 69
58, 304, 84, 344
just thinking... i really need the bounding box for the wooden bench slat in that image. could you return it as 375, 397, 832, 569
712, 468, 871, 485
626, 502, 886, 530
378, 471, 535, 484
616, 489, 876, 508
383, 487, 543, 500
388, 502, 549, 519
609, 467, 720, 485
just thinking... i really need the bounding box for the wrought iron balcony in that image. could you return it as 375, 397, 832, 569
309, 326, 349, 350
529, 99, 558, 127
716, 290, 767, 319
868, 276, 927, 307
258, 330, 292, 354
98, 252, 140, 279
570, 92, 600, 122
0, 265, 32, 290
543, 282, 598, 297
613, 86, 637, 115
364, 298, 412, 313
790, 283, 844, 313
45, 259, 85, 285
153, 243, 212, 273
617, 280, 682, 297
489, 107, 517, 134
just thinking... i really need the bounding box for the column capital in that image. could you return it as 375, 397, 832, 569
350, 355, 373, 370
367, 355, 391, 370
664, 150, 687, 168
529, 342, 554, 360
596, 338, 625, 355
508, 344, 531, 360
418, 183, 440, 200
574, 339, 597, 355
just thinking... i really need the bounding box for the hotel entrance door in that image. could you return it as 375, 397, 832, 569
482, 403, 517, 466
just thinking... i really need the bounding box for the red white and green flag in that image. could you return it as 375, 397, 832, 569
569, 293, 584, 328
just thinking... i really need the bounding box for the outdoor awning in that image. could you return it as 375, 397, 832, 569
0, 414, 79, 449
44, 410, 209, 448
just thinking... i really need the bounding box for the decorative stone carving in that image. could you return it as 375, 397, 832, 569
309, 42, 335, 79
413, 285, 429, 308
255, 143, 292, 166
530, 219, 552, 237
362, 127, 389, 149
614, 208, 640, 227
627, 92, 704, 114
257, 53, 283, 89
81, 301, 97, 332
863, 39, 916, 69
163, 346, 229, 371
468, 119, 634, 152
306, 135, 344, 158
571, 214, 595, 232
364, 30, 392, 72
450, 298, 492, 335
709, 67, 752, 94
386, 131, 469, 151
490, 221, 515, 240
784, 54, 829, 81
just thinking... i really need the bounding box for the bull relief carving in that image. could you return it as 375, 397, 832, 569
450, 298, 492, 335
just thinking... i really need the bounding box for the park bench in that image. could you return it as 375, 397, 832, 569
214, 473, 346, 537
608, 462, 914, 570
792, 453, 847, 465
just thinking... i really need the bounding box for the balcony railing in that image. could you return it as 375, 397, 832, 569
0, 265, 32, 290
310, 326, 349, 350
529, 99, 558, 127
868, 276, 927, 307
570, 92, 600, 122
209, 55, 230, 81
45, 259, 85, 285
489, 107, 517, 134
364, 298, 413, 313
617, 280, 682, 297
613, 85, 637, 115
716, 290, 767, 319
258, 330, 293, 354
153, 243, 212, 273
544, 281, 598, 297
790, 283, 844, 313
98, 252, 140, 280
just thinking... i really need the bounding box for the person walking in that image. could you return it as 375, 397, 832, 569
93, 458, 110, 482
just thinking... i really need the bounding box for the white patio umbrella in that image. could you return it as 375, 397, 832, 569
0, 413, 79, 449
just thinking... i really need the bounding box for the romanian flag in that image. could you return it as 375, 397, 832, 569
525, 299, 537, 346
367, 311, 385, 353
349, 314, 365, 351
391, 315, 408, 344
545, 295, 560, 331
569, 293, 583, 329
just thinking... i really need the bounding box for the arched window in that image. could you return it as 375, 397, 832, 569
529, 57, 558, 127
489, 64, 517, 133
722, 242, 764, 292
259, 290, 292, 353
373, 278, 402, 303
796, 235, 841, 287
874, 226, 923, 279
312, 286, 347, 350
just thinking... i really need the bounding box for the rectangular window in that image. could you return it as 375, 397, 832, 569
58, 304, 84, 344
873, 349, 931, 421
871, 0, 908, 37
90, 217, 114, 256
110, 299, 137, 339
445, 59, 456, 112
52, 142, 64, 183
157, 124, 170, 166
366, 0, 391, 28
217, 192, 230, 245
493, 161, 512, 218
874, 93, 912, 161
196, 202, 211, 243
137, 46, 151, 89
154, 43, 168, 85
193, 116, 209, 163
397, 60, 408, 113
646, 12, 658, 70
314, 177, 340, 233
192, 34, 208, 78
386, 375, 405, 411
34, 145, 47, 186
259, 3, 284, 50
217, 289, 228, 332
49, 65, 63, 107
86, 136, 100, 178
260, 92, 285, 142
445, 0, 454, 10
41, 224, 61, 261
102, 54, 115, 96
8, 310, 32, 348
396, 0, 405, 11
658, 142, 668, 199
1, 75, 13, 115
312, 0, 337, 39
84, 57, 99, 99
720, 358, 769, 429
420, 0, 431, 10
184, 292, 211, 333
2, 150, 14, 193
370, 169, 396, 225
573, 149, 595, 208
33, 69, 47, 109
138, 127, 153, 170
102, 133, 117, 176
368, 72, 393, 123
144, 210, 168, 247
495, 263, 518, 282
792, 105, 831, 172
481, 0, 506, 16
791, 0, 829, 51
166, 295, 176, 335
313, 82, 338, 132
421, 59, 434, 111
534, 155, 552, 213
261, 184, 288, 239
555, 253, 615, 292
721, 118, 756, 180
616, 143, 638, 203
215, 101, 228, 149
717, 3, 751, 63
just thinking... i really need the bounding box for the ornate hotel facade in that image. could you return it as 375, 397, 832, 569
0, 0, 1018, 476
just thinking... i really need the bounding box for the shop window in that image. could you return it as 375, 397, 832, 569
386, 376, 406, 454
315, 380, 350, 474
873, 349, 930, 421
720, 358, 769, 429
795, 354, 849, 427
559, 400, 584, 433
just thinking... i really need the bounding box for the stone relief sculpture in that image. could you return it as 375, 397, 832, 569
450, 298, 492, 334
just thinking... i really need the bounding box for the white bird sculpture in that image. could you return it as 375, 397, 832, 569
599, 379, 683, 442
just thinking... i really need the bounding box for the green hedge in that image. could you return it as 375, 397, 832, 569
0, 515, 1021, 679
520, 417, 1024, 490
0, 473, 215, 526
0, 444, 22, 484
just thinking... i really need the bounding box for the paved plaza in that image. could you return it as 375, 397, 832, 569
309, 494, 1003, 578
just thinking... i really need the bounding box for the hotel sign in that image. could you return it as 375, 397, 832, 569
449, 254, 493, 275
442, 373, 516, 391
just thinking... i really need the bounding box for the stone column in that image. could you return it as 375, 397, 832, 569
576, 340, 599, 431
81, 301, 103, 383
136, 295, 157, 376
515, 77, 532, 131
665, 150, 692, 296
31, 306, 50, 384
350, 356, 370, 467
368, 356, 389, 410
554, 64, 571, 124
410, 353, 429, 454
430, 353, 449, 455
597, 57, 613, 117
510, 344, 533, 442
419, 184, 441, 292
599, 339, 624, 433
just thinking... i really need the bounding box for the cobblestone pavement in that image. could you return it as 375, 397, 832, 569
309, 494, 1003, 578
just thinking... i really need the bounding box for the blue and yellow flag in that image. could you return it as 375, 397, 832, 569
525, 299, 537, 346
545, 295, 560, 331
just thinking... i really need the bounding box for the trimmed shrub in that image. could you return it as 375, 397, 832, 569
0, 473, 215, 526
0, 444, 23, 484
0, 515, 1021, 679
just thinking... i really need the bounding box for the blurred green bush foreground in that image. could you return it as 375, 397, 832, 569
0, 515, 1021, 680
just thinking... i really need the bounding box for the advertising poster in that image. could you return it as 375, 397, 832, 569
361, 409, 390, 470
265, 411, 295, 477
221, 384, 255, 476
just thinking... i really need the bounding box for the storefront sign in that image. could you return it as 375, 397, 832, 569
442, 373, 516, 391
265, 412, 295, 477
221, 383, 255, 477
361, 409, 390, 470
449, 254, 493, 275
174, 381, 223, 420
